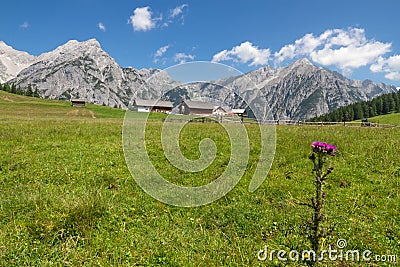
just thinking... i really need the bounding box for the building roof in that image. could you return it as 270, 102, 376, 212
71, 98, 86, 102
134, 99, 173, 108
213, 106, 226, 112
182, 100, 214, 110
231, 109, 246, 114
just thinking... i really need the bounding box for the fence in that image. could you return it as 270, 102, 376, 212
262, 120, 399, 128
161, 116, 399, 128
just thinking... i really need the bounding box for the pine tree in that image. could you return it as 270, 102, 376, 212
306, 90, 400, 122
10, 84, 17, 94
25, 84, 33, 97
371, 98, 380, 116
381, 94, 389, 114
343, 107, 353, 122
361, 102, 369, 118
353, 103, 363, 120
369, 105, 377, 117
324, 113, 332, 122
331, 109, 341, 122
16, 86, 23, 95
387, 93, 396, 113
33, 88, 40, 98
394, 92, 400, 112
4, 83, 11, 93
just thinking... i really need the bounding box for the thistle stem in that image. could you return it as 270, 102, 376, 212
309, 152, 327, 266
306, 142, 336, 266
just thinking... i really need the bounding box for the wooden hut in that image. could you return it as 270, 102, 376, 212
133, 99, 173, 113
71, 99, 86, 107
178, 100, 214, 115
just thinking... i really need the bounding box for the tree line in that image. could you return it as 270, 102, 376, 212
308, 90, 400, 122
0, 83, 40, 98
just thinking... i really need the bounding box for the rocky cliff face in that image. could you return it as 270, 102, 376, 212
2, 39, 396, 119
253, 59, 394, 120
180, 58, 395, 120
0, 41, 36, 83
8, 39, 177, 108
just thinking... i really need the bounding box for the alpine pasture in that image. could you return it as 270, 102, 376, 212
0, 91, 399, 266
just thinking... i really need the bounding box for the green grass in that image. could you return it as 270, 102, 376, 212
366, 112, 400, 126
0, 91, 399, 266
0, 91, 125, 120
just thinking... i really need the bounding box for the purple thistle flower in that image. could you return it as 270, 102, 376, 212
311, 141, 336, 156
311, 141, 321, 147
326, 144, 336, 156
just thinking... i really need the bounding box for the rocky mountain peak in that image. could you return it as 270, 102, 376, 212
293, 57, 313, 65
37, 38, 105, 64
61, 38, 101, 50
0, 41, 36, 60
1, 39, 396, 120
7, 38, 173, 109
0, 41, 8, 49
0, 40, 36, 83
285, 58, 317, 72
84, 38, 101, 47
0, 41, 14, 51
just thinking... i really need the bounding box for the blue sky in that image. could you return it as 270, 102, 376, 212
2, 0, 400, 86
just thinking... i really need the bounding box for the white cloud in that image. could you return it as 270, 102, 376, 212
163, 4, 188, 27
128, 4, 188, 31
370, 55, 400, 81
274, 28, 391, 74
385, 72, 400, 81
370, 57, 385, 73
128, 6, 156, 32
98, 22, 106, 32
311, 42, 391, 71
170, 4, 188, 19
20, 21, 29, 29
210, 27, 396, 82
174, 52, 194, 64
155, 45, 170, 57
212, 41, 271, 66
275, 33, 322, 63
154, 45, 170, 63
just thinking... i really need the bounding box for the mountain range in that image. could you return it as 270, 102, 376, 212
0, 39, 396, 120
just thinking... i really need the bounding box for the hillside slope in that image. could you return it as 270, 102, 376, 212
366, 113, 400, 126
0, 91, 125, 119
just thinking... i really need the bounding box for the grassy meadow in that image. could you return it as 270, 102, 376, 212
366, 113, 400, 126
0, 91, 399, 266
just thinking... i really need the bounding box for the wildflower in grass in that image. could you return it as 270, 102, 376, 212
311, 142, 336, 156
305, 141, 336, 266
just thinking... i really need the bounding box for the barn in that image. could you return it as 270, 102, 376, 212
133, 99, 173, 113
178, 100, 214, 115
71, 99, 86, 107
